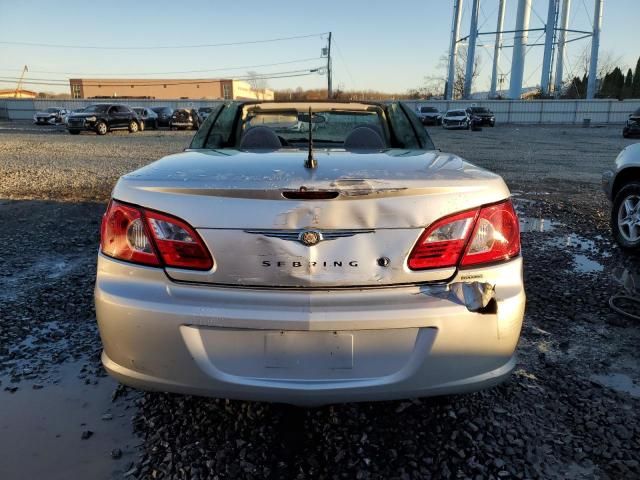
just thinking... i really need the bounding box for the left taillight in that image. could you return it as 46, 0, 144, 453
100, 200, 213, 270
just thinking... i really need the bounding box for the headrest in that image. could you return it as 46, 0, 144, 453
344, 126, 385, 151
239, 126, 282, 150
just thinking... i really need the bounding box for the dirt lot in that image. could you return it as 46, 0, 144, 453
0, 121, 639, 480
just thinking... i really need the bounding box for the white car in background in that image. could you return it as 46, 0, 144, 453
96, 100, 525, 405
33, 107, 69, 125
442, 109, 471, 130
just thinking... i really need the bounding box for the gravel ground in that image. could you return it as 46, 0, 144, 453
0, 122, 639, 479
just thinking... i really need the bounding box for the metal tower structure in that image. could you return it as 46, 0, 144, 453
489, 0, 506, 98
445, 0, 464, 100
446, 0, 604, 100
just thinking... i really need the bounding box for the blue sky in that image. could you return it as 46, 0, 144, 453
0, 0, 638, 94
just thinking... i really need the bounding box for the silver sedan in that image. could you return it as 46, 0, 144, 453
95, 101, 525, 405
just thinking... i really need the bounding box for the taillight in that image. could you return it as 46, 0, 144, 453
408, 200, 520, 270
101, 202, 159, 267
100, 200, 213, 270
460, 201, 520, 267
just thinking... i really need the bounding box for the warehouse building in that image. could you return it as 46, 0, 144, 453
68, 78, 274, 100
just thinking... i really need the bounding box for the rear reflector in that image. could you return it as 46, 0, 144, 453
100, 200, 213, 270
408, 200, 520, 270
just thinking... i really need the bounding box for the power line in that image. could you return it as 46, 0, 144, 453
0, 69, 324, 88
0, 57, 322, 77
0, 32, 329, 50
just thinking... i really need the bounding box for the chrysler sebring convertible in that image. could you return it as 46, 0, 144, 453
96, 101, 525, 405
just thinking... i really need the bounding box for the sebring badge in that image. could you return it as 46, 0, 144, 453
299, 230, 321, 246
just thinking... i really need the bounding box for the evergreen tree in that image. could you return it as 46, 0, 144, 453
632, 57, 640, 98
623, 69, 633, 98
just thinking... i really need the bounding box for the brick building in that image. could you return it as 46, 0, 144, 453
69, 78, 274, 100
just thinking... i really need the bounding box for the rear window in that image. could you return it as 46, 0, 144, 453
420, 107, 437, 113
243, 109, 384, 147
447, 110, 466, 116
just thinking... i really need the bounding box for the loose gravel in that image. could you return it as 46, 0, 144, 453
0, 122, 639, 479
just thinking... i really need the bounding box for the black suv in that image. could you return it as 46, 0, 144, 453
465, 106, 496, 127
66, 104, 141, 135
623, 108, 640, 138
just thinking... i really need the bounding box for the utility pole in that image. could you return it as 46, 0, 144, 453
327, 32, 332, 99
540, 0, 558, 96
489, 0, 506, 98
446, 0, 464, 100
554, 0, 571, 97
14, 65, 28, 98
463, 0, 480, 99
586, 0, 603, 99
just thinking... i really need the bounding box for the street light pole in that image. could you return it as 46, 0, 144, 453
327, 32, 332, 98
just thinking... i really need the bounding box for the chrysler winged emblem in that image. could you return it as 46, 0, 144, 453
244, 228, 375, 246
299, 230, 321, 246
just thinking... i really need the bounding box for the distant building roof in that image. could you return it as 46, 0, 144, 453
0, 89, 38, 98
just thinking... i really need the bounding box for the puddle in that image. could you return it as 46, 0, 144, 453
545, 233, 597, 251
612, 266, 640, 294
0, 255, 86, 301
590, 373, 640, 398
0, 362, 139, 480
572, 254, 604, 273
519, 216, 561, 233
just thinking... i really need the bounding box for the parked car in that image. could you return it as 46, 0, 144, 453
66, 104, 141, 135
132, 107, 159, 130
602, 143, 640, 250
197, 107, 215, 123
96, 100, 525, 405
416, 106, 442, 125
151, 106, 174, 127
622, 108, 640, 138
442, 109, 471, 129
170, 108, 199, 130
33, 107, 69, 125
466, 106, 496, 127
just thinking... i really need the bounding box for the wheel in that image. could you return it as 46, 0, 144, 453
128, 120, 139, 133
612, 182, 640, 250
68, 130, 81, 135
154, 120, 158, 130
490, 122, 495, 127
623, 129, 630, 138
139, 121, 145, 132
96, 121, 108, 135
465, 121, 470, 130
169, 123, 174, 131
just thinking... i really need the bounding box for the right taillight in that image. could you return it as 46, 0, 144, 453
408, 200, 520, 270
100, 200, 213, 270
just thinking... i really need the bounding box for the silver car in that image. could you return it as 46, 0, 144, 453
602, 143, 640, 250
96, 101, 525, 405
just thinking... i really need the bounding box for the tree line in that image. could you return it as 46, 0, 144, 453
564, 57, 640, 99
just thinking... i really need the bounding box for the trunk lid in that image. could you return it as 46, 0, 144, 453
113, 149, 511, 287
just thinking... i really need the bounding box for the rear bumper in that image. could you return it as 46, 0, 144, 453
95, 254, 525, 405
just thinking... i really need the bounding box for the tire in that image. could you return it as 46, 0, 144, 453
612, 182, 640, 251
490, 122, 495, 127
465, 122, 470, 130
623, 129, 630, 138
68, 130, 81, 135
128, 120, 139, 133
96, 121, 108, 135
154, 120, 158, 130
169, 123, 174, 131
139, 121, 145, 132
